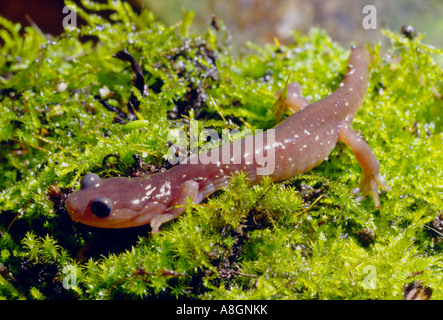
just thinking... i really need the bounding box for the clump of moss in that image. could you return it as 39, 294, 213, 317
0, 0, 442, 300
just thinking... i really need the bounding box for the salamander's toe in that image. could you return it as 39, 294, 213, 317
374, 173, 392, 192
350, 187, 360, 196
351, 173, 390, 209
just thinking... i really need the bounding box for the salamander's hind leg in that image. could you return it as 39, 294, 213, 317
273, 82, 310, 121
150, 180, 199, 233
338, 123, 391, 208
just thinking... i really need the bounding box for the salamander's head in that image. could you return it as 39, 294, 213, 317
65, 173, 168, 228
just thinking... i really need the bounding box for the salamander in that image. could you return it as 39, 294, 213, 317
65, 45, 391, 233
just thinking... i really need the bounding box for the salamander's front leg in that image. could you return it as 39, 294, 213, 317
150, 180, 199, 233
338, 123, 391, 208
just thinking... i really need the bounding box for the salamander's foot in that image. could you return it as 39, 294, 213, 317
350, 173, 392, 209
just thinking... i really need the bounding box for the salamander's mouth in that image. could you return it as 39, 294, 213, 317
67, 206, 146, 228
66, 193, 168, 228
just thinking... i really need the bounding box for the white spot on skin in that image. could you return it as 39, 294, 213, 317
141, 185, 157, 201
155, 182, 172, 199
304, 130, 310, 135
315, 135, 319, 141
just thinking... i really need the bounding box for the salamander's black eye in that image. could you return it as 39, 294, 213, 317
81, 173, 101, 189
90, 197, 113, 218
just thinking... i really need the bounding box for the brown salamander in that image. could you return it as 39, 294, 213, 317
65, 45, 391, 232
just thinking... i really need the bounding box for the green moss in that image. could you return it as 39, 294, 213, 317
0, 1, 442, 300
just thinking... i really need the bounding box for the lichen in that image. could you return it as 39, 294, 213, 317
0, 1, 442, 300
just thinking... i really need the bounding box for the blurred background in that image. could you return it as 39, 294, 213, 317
1, 0, 442, 49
